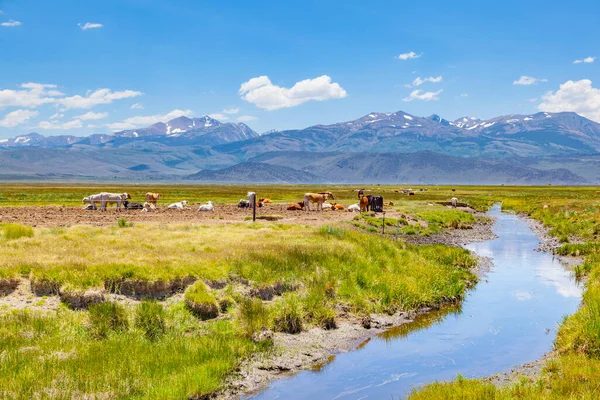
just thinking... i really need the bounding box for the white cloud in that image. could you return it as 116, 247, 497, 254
1, 20, 21, 27
208, 113, 228, 121
49, 113, 63, 120
130, 103, 144, 110
397, 51, 421, 60
223, 107, 239, 114
403, 89, 443, 102
460, 93, 468, 97
538, 79, 600, 122
107, 109, 193, 130
75, 111, 108, 120
0, 83, 140, 110
239, 75, 347, 111
513, 76, 548, 85
573, 56, 595, 64
38, 119, 84, 130
0, 110, 38, 127
78, 22, 103, 30
406, 76, 442, 88
237, 115, 257, 122
59, 88, 143, 109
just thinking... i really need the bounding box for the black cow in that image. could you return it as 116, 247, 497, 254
238, 199, 251, 208
369, 196, 384, 213
124, 201, 144, 210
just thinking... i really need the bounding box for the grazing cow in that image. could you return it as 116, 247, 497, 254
347, 204, 360, 212
142, 202, 156, 212
145, 192, 160, 205
198, 201, 214, 212
83, 192, 131, 211
451, 197, 458, 207
259, 198, 273, 204
124, 201, 144, 210
167, 200, 188, 210
238, 199, 251, 208
287, 202, 304, 211
304, 192, 334, 211
369, 196, 384, 213
359, 195, 369, 212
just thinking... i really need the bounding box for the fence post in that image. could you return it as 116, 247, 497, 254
396, 220, 399, 241
382, 211, 386, 235
253, 193, 256, 222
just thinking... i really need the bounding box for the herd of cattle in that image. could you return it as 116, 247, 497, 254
82, 190, 456, 213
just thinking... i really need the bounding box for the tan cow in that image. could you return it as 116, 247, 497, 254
287, 201, 304, 211
304, 192, 334, 211
145, 192, 160, 205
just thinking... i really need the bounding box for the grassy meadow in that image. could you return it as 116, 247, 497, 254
0, 184, 599, 399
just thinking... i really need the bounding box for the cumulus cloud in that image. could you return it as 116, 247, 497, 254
403, 89, 443, 102
237, 115, 257, 122
223, 107, 239, 114
0, 83, 141, 110
573, 56, 596, 64
106, 109, 193, 130
239, 75, 347, 111
513, 76, 548, 85
75, 111, 108, 120
38, 119, 83, 130
1, 20, 21, 27
406, 76, 442, 88
0, 110, 38, 127
208, 113, 228, 121
130, 103, 144, 110
538, 79, 600, 122
59, 88, 143, 109
78, 22, 103, 30
397, 51, 421, 60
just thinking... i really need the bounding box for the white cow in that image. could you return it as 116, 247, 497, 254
83, 192, 131, 211
322, 202, 333, 210
197, 201, 214, 212
167, 200, 188, 210
451, 197, 458, 207
347, 204, 360, 212
142, 202, 156, 212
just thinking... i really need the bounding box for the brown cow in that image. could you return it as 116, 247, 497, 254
304, 192, 334, 211
145, 192, 160, 205
287, 201, 304, 211
331, 202, 345, 211
359, 195, 369, 212
259, 198, 273, 204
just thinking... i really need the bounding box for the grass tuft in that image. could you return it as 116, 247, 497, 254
2, 223, 34, 240
135, 301, 166, 340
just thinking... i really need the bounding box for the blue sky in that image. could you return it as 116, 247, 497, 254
0, 0, 599, 138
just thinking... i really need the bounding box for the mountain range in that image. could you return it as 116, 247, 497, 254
1, 111, 599, 184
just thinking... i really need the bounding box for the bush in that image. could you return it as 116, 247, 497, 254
3, 223, 34, 240
88, 302, 129, 338
135, 301, 166, 340
184, 281, 219, 320
117, 218, 132, 228
236, 297, 270, 338
273, 295, 303, 334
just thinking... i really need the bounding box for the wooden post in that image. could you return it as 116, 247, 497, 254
396, 220, 399, 241
253, 193, 256, 222
382, 211, 386, 235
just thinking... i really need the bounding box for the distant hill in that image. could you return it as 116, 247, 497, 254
186, 162, 324, 183
1, 110, 599, 183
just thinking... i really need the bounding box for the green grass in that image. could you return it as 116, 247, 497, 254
2, 223, 34, 240
184, 281, 219, 320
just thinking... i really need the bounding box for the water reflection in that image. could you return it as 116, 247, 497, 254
250, 204, 582, 400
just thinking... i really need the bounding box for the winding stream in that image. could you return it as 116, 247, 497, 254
250, 204, 583, 399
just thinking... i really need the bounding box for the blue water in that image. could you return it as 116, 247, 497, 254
250, 204, 582, 399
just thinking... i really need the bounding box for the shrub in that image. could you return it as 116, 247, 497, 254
184, 281, 219, 320
3, 223, 34, 240
117, 218, 132, 228
88, 302, 129, 338
236, 297, 270, 338
135, 301, 166, 340
273, 295, 303, 334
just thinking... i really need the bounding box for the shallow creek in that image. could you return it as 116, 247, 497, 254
249, 204, 583, 399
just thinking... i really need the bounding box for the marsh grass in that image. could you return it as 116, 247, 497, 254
135, 301, 166, 340
2, 223, 34, 240
185, 281, 219, 320
88, 302, 129, 338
